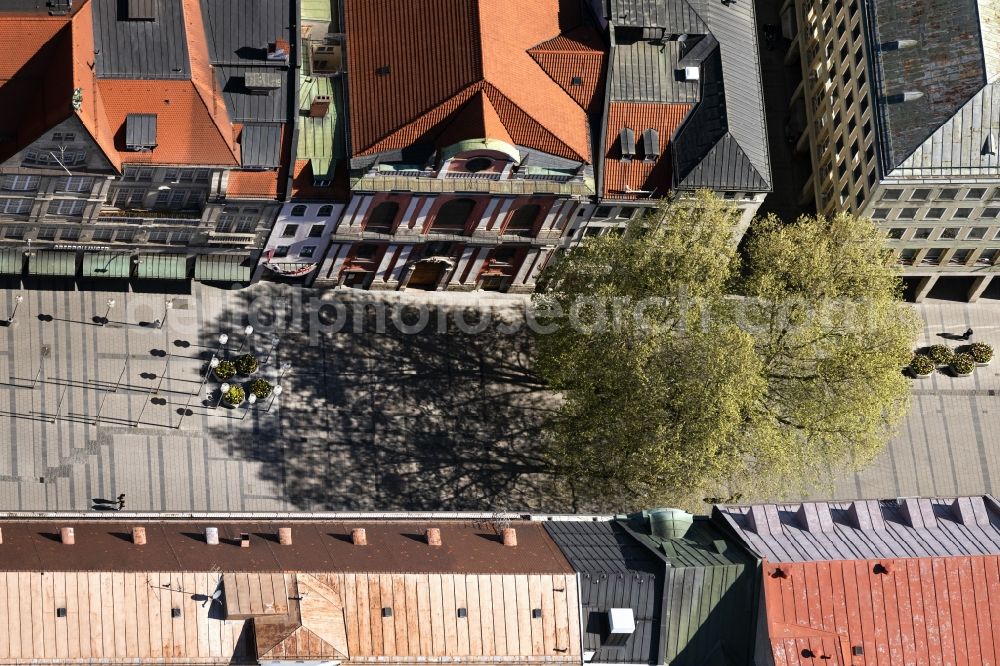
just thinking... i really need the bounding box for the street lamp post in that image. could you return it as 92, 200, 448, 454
157, 299, 173, 329
51, 383, 69, 424
241, 393, 257, 420
215, 382, 230, 410
237, 325, 254, 354
218, 333, 229, 358
178, 356, 219, 429
102, 298, 116, 326
32, 345, 51, 389
264, 336, 280, 364
266, 385, 282, 412
7, 294, 23, 323
278, 361, 291, 383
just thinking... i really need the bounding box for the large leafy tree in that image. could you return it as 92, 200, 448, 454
533, 192, 920, 508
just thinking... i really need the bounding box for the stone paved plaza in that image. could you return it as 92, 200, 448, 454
0, 282, 996, 513
0, 284, 560, 512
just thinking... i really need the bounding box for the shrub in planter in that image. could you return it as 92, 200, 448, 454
249, 378, 272, 399
926, 344, 954, 366
909, 354, 935, 377
222, 384, 246, 406
951, 352, 976, 376
214, 360, 236, 381
235, 353, 259, 376
969, 342, 994, 364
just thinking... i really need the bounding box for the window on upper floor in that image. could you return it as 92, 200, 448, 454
300, 245, 317, 259
968, 227, 988, 240
46, 199, 84, 217
56, 176, 94, 193
887, 228, 905, 239
309, 224, 325, 238
318, 205, 334, 217
940, 227, 960, 239
0, 199, 30, 215
282, 224, 299, 238
291, 204, 307, 217
1, 175, 39, 191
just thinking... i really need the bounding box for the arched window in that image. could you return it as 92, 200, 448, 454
504, 204, 541, 237
432, 198, 475, 233
290, 204, 307, 217
365, 201, 399, 233
318, 205, 334, 217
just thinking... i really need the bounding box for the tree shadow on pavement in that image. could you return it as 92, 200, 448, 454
207, 286, 576, 512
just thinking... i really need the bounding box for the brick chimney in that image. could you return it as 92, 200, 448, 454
426, 528, 442, 546
278, 527, 292, 545
205, 527, 219, 545
60, 527, 75, 545
239, 533, 250, 548
132, 527, 146, 545
501, 527, 517, 547
309, 95, 331, 118
351, 528, 367, 546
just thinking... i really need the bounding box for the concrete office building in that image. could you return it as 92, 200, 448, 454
785, 0, 1000, 300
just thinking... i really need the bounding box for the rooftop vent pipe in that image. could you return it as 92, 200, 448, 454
352, 528, 367, 546
60, 527, 75, 545
132, 527, 146, 545
426, 528, 442, 546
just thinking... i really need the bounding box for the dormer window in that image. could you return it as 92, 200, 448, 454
641, 128, 660, 162
126, 0, 157, 20
619, 128, 636, 162
244, 71, 282, 95
125, 113, 157, 152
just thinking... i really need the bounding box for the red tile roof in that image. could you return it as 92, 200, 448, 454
227, 169, 279, 198
763, 557, 1000, 666
0, 17, 73, 162
602, 102, 691, 200
528, 26, 606, 114
344, 0, 599, 163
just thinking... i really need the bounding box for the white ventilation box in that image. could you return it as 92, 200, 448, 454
608, 608, 636, 635
684, 66, 700, 81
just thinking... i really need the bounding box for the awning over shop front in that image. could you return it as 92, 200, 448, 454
29, 251, 76, 277
0, 249, 22, 275
83, 252, 130, 278
136, 254, 188, 280
195, 254, 252, 283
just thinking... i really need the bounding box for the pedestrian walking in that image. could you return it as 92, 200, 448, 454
963, 328, 974, 340
117, 493, 126, 511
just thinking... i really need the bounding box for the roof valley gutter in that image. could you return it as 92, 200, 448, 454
283, 0, 301, 203
595, 22, 617, 202
338, 0, 352, 159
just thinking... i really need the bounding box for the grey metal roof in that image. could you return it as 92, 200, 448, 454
870, 0, 990, 171
91, 0, 190, 79
126, 0, 157, 20
201, 0, 292, 66
606, 0, 771, 192
124, 113, 157, 149
892, 83, 1000, 178
544, 521, 663, 666
217, 66, 289, 122
610, 40, 699, 104
609, 0, 707, 33
715, 496, 1000, 563
240, 123, 282, 168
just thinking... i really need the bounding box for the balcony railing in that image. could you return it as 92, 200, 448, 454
352, 173, 594, 196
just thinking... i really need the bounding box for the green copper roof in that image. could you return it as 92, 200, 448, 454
301, 0, 332, 22
624, 514, 759, 666
297, 73, 345, 171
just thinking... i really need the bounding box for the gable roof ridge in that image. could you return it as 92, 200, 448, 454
482, 82, 586, 162
359, 83, 483, 156
890, 80, 995, 175
718, 131, 771, 188
527, 26, 605, 55
180, 0, 239, 164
